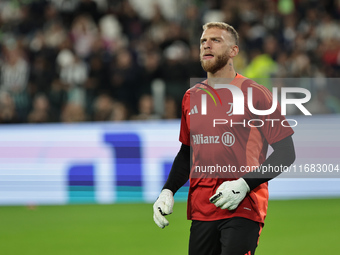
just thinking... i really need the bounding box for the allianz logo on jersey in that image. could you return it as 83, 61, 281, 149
192, 132, 235, 147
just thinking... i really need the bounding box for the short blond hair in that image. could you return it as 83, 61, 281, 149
202, 22, 239, 46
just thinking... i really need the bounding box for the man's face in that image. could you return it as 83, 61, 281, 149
200, 27, 233, 74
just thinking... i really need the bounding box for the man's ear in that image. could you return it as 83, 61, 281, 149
230, 45, 239, 58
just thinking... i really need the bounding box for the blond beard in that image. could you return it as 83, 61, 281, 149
200, 51, 229, 74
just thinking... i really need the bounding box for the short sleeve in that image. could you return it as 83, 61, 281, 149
179, 91, 190, 146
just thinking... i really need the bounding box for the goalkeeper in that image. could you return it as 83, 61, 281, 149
153, 22, 296, 255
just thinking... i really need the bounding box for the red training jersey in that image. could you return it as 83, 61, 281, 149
179, 73, 294, 223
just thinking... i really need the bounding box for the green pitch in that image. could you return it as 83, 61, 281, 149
0, 198, 339, 255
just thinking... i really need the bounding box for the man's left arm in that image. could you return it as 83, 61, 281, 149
243, 134, 295, 190
210, 135, 295, 210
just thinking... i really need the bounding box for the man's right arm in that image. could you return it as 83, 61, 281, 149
153, 143, 190, 228
154, 91, 190, 228
163, 143, 191, 194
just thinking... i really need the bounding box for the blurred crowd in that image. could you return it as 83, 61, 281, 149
1, 0, 340, 124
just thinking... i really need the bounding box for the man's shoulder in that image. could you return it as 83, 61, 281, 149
183, 79, 208, 95
237, 74, 272, 95
236, 74, 259, 88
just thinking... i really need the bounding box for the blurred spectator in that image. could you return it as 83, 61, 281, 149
283, 14, 297, 51
87, 51, 107, 92
145, 4, 170, 45
0, 0, 340, 124
276, 52, 290, 77
29, 55, 54, 95
160, 40, 190, 100
110, 48, 140, 113
92, 93, 114, 121
56, 49, 88, 107
0, 91, 20, 124
129, 0, 178, 21
186, 45, 206, 78
110, 100, 130, 121
290, 51, 313, 77
238, 0, 261, 23
159, 21, 189, 50
131, 94, 160, 120
70, 14, 98, 59
316, 14, 340, 41
117, 1, 146, 42
61, 102, 87, 123
0, 42, 30, 120
139, 50, 161, 95
50, 0, 79, 27
48, 78, 68, 121
0, 1, 22, 25
98, 13, 126, 52
262, 0, 282, 35
243, 51, 277, 89
163, 96, 179, 119
1, 43, 29, 93
44, 21, 68, 49
75, 0, 101, 23
27, 94, 52, 123
44, 2, 61, 25
298, 8, 318, 37
184, 4, 202, 44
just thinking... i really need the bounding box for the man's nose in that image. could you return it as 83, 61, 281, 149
203, 40, 211, 50
204, 41, 211, 49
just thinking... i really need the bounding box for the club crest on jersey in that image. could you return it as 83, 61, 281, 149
226, 103, 233, 116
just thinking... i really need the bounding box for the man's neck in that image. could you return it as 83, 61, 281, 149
207, 60, 236, 87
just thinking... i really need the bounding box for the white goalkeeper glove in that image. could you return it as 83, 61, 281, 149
153, 189, 174, 229
209, 178, 250, 210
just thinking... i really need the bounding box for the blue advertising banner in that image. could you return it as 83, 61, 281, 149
0, 117, 339, 205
